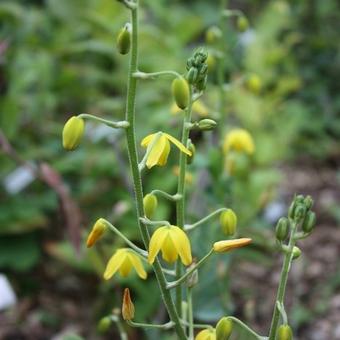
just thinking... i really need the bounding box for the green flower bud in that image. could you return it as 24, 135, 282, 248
117, 23, 131, 55
294, 205, 306, 222
304, 195, 314, 210
302, 211, 316, 233
278, 324, 293, 340
172, 77, 190, 109
220, 209, 237, 236
292, 246, 301, 260
246, 74, 262, 94
143, 193, 158, 219
288, 201, 296, 220
187, 67, 198, 84
237, 16, 249, 32
187, 140, 195, 165
216, 317, 233, 340
205, 26, 222, 44
62, 116, 85, 151
97, 316, 112, 333
275, 217, 289, 241
295, 195, 304, 204
198, 119, 217, 131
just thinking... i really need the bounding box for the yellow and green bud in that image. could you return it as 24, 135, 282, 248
246, 74, 262, 94
292, 246, 301, 260
62, 116, 85, 151
216, 317, 233, 340
237, 16, 249, 32
97, 316, 112, 333
143, 193, 158, 219
205, 26, 222, 44
220, 209, 237, 236
275, 217, 289, 241
302, 211, 316, 233
277, 324, 293, 340
198, 119, 217, 131
117, 23, 131, 55
172, 77, 190, 110
86, 218, 107, 248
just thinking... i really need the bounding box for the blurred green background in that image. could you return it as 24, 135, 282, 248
0, 0, 339, 339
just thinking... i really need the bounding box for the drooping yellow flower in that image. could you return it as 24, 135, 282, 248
223, 129, 255, 155
148, 225, 192, 266
104, 248, 147, 280
141, 132, 191, 169
171, 100, 209, 117
213, 238, 252, 253
195, 328, 216, 340
86, 218, 107, 248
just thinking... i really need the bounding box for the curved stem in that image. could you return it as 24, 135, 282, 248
127, 320, 174, 330
133, 70, 181, 79
151, 189, 182, 202
184, 208, 227, 231
78, 113, 129, 129
111, 315, 128, 340
227, 317, 265, 340
139, 217, 170, 227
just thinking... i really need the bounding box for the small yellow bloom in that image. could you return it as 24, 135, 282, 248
104, 248, 147, 280
141, 132, 191, 169
86, 218, 107, 248
223, 129, 255, 155
122, 288, 135, 321
148, 225, 192, 266
213, 238, 252, 253
171, 100, 209, 117
195, 328, 216, 340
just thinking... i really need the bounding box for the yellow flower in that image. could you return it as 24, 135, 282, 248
141, 132, 191, 169
103, 248, 147, 280
223, 129, 255, 155
213, 238, 252, 253
171, 100, 209, 117
148, 225, 192, 266
195, 328, 216, 340
86, 218, 107, 248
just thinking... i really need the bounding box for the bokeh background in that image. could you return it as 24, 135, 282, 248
0, 0, 339, 339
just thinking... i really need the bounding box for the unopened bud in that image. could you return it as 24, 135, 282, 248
304, 195, 314, 210
187, 140, 196, 165
246, 74, 262, 94
86, 218, 107, 248
122, 288, 134, 321
187, 67, 198, 84
198, 119, 217, 131
216, 317, 233, 340
292, 246, 301, 260
116, 23, 131, 55
237, 16, 249, 32
143, 193, 158, 219
294, 205, 306, 222
213, 238, 252, 253
62, 116, 85, 151
97, 316, 112, 333
278, 324, 293, 340
275, 217, 289, 241
205, 26, 222, 44
172, 77, 190, 110
302, 211, 316, 233
220, 209, 237, 236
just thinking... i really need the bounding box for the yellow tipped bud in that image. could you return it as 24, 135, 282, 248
172, 77, 190, 110
278, 325, 293, 340
220, 209, 237, 236
86, 218, 107, 248
117, 23, 131, 55
213, 238, 252, 253
216, 317, 233, 340
122, 288, 135, 321
62, 116, 85, 151
143, 193, 158, 219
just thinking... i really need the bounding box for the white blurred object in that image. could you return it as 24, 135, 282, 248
263, 201, 286, 224
3, 165, 36, 195
0, 274, 17, 310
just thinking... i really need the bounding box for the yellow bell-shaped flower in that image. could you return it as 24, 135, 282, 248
223, 129, 255, 155
103, 248, 147, 280
141, 132, 191, 169
148, 225, 192, 266
195, 328, 216, 340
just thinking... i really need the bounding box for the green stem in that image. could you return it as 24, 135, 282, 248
151, 189, 182, 202
139, 217, 170, 227
184, 208, 227, 231
123, 4, 186, 339
227, 317, 265, 340
78, 113, 129, 129
127, 320, 174, 330
268, 223, 297, 340
112, 315, 128, 340
187, 288, 194, 340
133, 70, 181, 79
175, 86, 194, 315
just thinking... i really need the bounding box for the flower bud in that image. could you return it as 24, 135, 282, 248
187, 140, 196, 165
294, 205, 306, 222
172, 77, 190, 110
237, 16, 249, 32
302, 211, 316, 233
116, 23, 131, 55
303, 195, 314, 210
246, 74, 262, 94
292, 246, 301, 260
143, 193, 158, 219
198, 119, 217, 131
62, 116, 85, 151
220, 209, 237, 236
275, 217, 289, 241
86, 218, 108, 248
187, 67, 198, 84
277, 324, 293, 340
213, 238, 252, 253
122, 288, 135, 321
97, 316, 112, 333
216, 317, 233, 340
205, 26, 222, 44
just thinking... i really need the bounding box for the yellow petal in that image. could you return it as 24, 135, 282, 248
163, 133, 192, 156
161, 234, 178, 263
157, 138, 170, 166
148, 227, 168, 264
170, 226, 192, 266
141, 133, 156, 148
119, 256, 133, 277
195, 329, 216, 340
146, 134, 167, 169
213, 238, 252, 253
128, 252, 147, 279
103, 250, 126, 280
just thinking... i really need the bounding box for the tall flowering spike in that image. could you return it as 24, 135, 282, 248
148, 225, 192, 266
103, 248, 147, 280
195, 328, 216, 340
62, 116, 85, 151
141, 132, 191, 169
122, 288, 135, 321
86, 218, 107, 248
213, 238, 252, 253
223, 129, 255, 155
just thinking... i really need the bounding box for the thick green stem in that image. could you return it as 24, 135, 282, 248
268, 223, 297, 340
123, 4, 186, 339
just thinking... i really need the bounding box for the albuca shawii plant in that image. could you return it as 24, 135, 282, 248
61, 1, 317, 339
